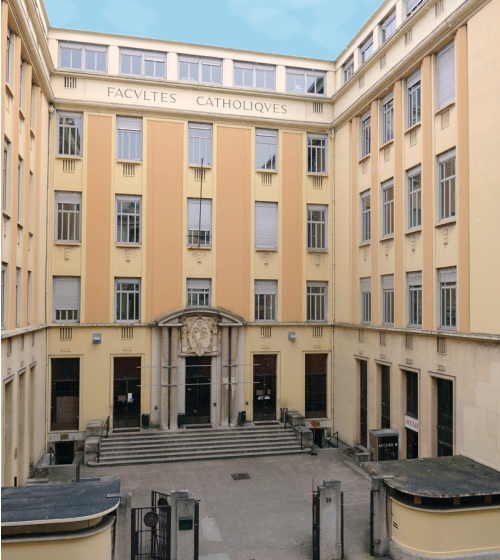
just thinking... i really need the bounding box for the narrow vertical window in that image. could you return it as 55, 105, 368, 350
3, 140, 9, 211
381, 365, 391, 428
26, 271, 31, 326
408, 272, 422, 327
381, 12, 396, 43
361, 191, 371, 242
19, 60, 23, 108
187, 198, 212, 246
254, 281, 277, 321
382, 94, 394, 144
307, 205, 327, 250
408, 166, 422, 229
255, 202, 278, 249
437, 42, 455, 109
360, 36, 373, 64
57, 112, 83, 157
382, 275, 394, 324
361, 278, 371, 324
29, 173, 34, 232
307, 134, 327, 174
307, 282, 327, 322
361, 111, 371, 157
17, 158, 22, 222
407, 70, 421, 127
382, 181, 394, 236
116, 117, 142, 161
116, 195, 141, 244
343, 57, 354, 83
1, 264, 6, 329
437, 377, 453, 456
187, 279, 211, 307
55, 192, 81, 242
15, 267, 20, 327
6, 28, 11, 83
188, 123, 212, 166
53, 277, 80, 322
438, 150, 456, 221
115, 278, 141, 322
255, 129, 277, 171
439, 267, 457, 329
406, 371, 419, 458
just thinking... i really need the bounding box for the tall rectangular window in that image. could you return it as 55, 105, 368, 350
188, 123, 212, 166
359, 360, 368, 447
17, 158, 22, 222
408, 272, 422, 327
437, 377, 453, 456
361, 278, 371, 324
438, 149, 456, 221
307, 134, 327, 174
50, 358, 80, 431
382, 181, 394, 236
57, 112, 82, 157
15, 268, 20, 327
407, 70, 421, 127
179, 56, 222, 84
116, 117, 142, 161
305, 354, 327, 419
116, 195, 141, 244
120, 48, 165, 78
381, 12, 396, 43
187, 278, 211, 307
382, 275, 394, 325
307, 205, 327, 250
3, 140, 9, 211
437, 42, 455, 109
29, 172, 34, 232
19, 60, 23, 108
408, 166, 421, 229
406, 371, 419, 458
6, 28, 11, 83
1, 264, 6, 328
187, 198, 212, 246
381, 365, 391, 429
115, 278, 141, 322
235, 62, 275, 90
53, 276, 80, 322
55, 192, 81, 242
439, 267, 457, 329
255, 129, 277, 171
361, 191, 371, 242
406, 0, 423, 16
343, 57, 354, 83
286, 68, 326, 95
26, 271, 31, 326
382, 94, 394, 144
360, 36, 373, 64
307, 282, 327, 322
361, 111, 371, 158
255, 202, 278, 249
254, 281, 277, 321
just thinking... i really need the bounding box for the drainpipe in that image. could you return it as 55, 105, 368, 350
228, 326, 231, 426
167, 326, 171, 429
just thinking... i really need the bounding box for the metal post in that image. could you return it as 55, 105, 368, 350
14, 477, 17, 487
341, 491, 344, 559
76, 462, 80, 482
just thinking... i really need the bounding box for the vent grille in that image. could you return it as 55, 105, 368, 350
380, 55, 386, 69
312, 176, 323, 189
261, 173, 272, 186
64, 77, 77, 89
260, 326, 272, 338
437, 337, 446, 355
380, 331, 386, 346
194, 168, 206, 181
435, 0, 444, 16
405, 29, 412, 46
60, 327, 72, 341
313, 326, 323, 338
123, 163, 135, 177
358, 329, 364, 343
359, 76, 364, 89
313, 102, 323, 114
63, 159, 75, 173
122, 326, 134, 339
406, 333, 413, 350
441, 109, 450, 129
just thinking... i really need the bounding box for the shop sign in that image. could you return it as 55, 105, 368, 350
405, 415, 419, 432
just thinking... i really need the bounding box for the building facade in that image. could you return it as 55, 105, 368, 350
2, 0, 500, 487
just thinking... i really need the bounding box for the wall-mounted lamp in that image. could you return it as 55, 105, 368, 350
288, 331, 297, 342
92, 333, 101, 344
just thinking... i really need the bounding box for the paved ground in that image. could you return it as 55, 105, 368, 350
76, 448, 373, 560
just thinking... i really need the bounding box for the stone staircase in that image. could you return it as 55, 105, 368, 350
87, 424, 308, 467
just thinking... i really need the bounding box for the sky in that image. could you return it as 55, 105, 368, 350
44, 0, 383, 61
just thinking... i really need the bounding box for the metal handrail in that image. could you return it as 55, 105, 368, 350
49, 447, 56, 465
102, 415, 110, 439
96, 416, 110, 464
322, 431, 339, 449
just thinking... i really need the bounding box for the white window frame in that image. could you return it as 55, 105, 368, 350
382, 275, 395, 325
255, 129, 278, 171
53, 276, 80, 323
116, 117, 143, 162
254, 280, 277, 322
408, 165, 422, 230
307, 133, 327, 174
187, 278, 211, 307
438, 149, 456, 221
1, 263, 5, 329
6, 28, 11, 83
178, 55, 222, 84
307, 282, 327, 322
343, 57, 354, 83
307, 205, 328, 250
381, 12, 396, 43
234, 62, 275, 90
437, 42, 455, 109
361, 111, 371, 158
115, 278, 141, 323
408, 272, 422, 327
55, 191, 81, 243
27, 270, 31, 326
361, 191, 371, 242
187, 198, 212, 247
188, 123, 213, 166
286, 68, 326, 95
407, 70, 421, 127
15, 267, 20, 327
116, 195, 141, 245
3, 140, 9, 211
382, 180, 394, 236
120, 48, 166, 78
439, 268, 457, 329
255, 202, 278, 249
59, 41, 108, 72
57, 112, 83, 157
17, 157, 22, 222
382, 93, 394, 144
360, 36, 374, 65
361, 278, 371, 324
406, 0, 424, 16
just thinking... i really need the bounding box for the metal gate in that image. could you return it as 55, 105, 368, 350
370, 489, 374, 556
131, 491, 171, 560
312, 491, 320, 560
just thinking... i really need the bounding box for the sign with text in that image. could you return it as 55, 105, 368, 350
405, 415, 419, 432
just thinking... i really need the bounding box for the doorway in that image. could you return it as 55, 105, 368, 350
185, 356, 211, 425
253, 354, 277, 421
113, 357, 141, 428
305, 354, 327, 419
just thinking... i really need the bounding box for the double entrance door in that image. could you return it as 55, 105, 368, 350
113, 357, 141, 428
253, 355, 277, 421
185, 356, 211, 425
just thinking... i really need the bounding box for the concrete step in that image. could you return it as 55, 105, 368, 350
105, 426, 291, 441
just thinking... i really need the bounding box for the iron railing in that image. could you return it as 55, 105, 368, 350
49, 447, 56, 465
97, 416, 110, 463
322, 431, 339, 449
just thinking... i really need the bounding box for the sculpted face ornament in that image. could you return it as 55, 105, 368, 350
188, 319, 213, 356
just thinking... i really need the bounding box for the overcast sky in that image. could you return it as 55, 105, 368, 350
45, 0, 383, 60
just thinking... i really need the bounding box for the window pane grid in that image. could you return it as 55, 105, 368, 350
409, 286, 422, 327
439, 157, 456, 220
362, 291, 371, 323
383, 99, 394, 144
188, 125, 212, 166
57, 201, 81, 242
286, 70, 325, 95
383, 290, 394, 324
440, 282, 457, 328
254, 293, 276, 321
307, 136, 327, 174
361, 117, 371, 157
115, 280, 140, 322
307, 208, 327, 249
383, 185, 394, 236
117, 129, 142, 161
307, 285, 326, 322
58, 114, 82, 157
256, 131, 277, 170
343, 59, 354, 83
408, 82, 421, 127
408, 173, 422, 229
362, 195, 371, 242
116, 198, 141, 244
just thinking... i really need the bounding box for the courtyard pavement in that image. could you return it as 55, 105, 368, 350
79, 448, 373, 560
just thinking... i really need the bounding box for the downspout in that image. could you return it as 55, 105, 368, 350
330, 128, 336, 437
228, 326, 231, 426
167, 326, 171, 429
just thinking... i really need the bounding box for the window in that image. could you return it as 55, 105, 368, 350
437, 42, 455, 109
438, 149, 456, 221
382, 180, 394, 236
307, 205, 327, 250
55, 192, 81, 242
406, 0, 423, 16
255, 129, 277, 171
381, 12, 396, 43
188, 123, 212, 166
19, 60, 23, 108
307, 282, 327, 322
408, 272, 422, 327
360, 36, 373, 64
116, 195, 141, 244
116, 117, 142, 162
17, 158, 22, 222
382, 94, 394, 144
439, 267, 457, 329
255, 202, 278, 249
179, 56, 221, 84
361, 111, 371, 158
27, 271, 31, 326
187, 278, 211, 307
3, 140, 9, 211
51, 358, 80, 431
187, 198, 212, 246
343, 57, 354, 83
1, 264, 6, 328
254, 281, 277, 321
407, 70, 421, 127
361, 191, 371, 242
29, 172, 34, 232
53, 277, 80, 322
115, 278, 141, 322
305, 354, 327, 418
57, 112, 82, 157
359, 360, 368, 447
235, 62, 275, 90
59, 42, 107, 72
120, 48, 165, 78
437, 377, 453, 456
408, 166, 421, 229
6, 28, 11, 83
286, 68, 326, 95
307, 134, 327, 174
406, 371, 419, 458
381, 365, 391, 428
382, 275, 394, 325
361, 278, 371, 324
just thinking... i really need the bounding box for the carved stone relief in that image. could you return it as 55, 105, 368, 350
180, 316, 219, 356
